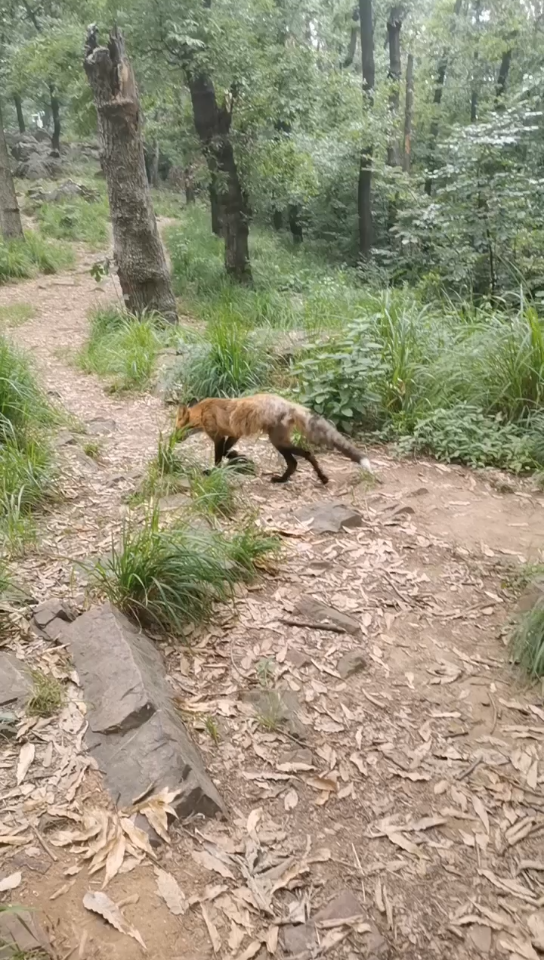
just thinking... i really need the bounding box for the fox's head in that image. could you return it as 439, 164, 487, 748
175, 402, 201, 440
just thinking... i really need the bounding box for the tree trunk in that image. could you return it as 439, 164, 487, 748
0, 103, 24, 241
495, 47, 513, 108
358, 0, 375, 259
424, 0, 462, 196
84, 26, 177, 323
187, 72, 251, 282
272, 209, 283, 231
209, 181, 222, 235
288, 204, 303, 243
342, 6, 359, 68
13, 94, 25, 134
49, 85, 61, 155
184, 166, 195, 204
386, 7, 403, 168
402, 53, 414, 174
149, 139, 160, 188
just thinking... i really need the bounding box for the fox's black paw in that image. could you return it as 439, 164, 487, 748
271, 475, 289, 484
318, 474, 329, 485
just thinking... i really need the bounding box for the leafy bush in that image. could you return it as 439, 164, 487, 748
0, 231, 73, 284
78, 306, 168, 391
89, 507, 278, 634
37, 196, 109, 247
510, 600, 544, 678
166, 321, 276, 402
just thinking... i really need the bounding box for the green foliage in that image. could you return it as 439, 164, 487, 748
189, 467, 238, 518
0, 233, 73, 285
226, 523, 281, 580
37, 196, 109, 247
89, 506, 276, 634
78, 306, 169, 392
27, 669, 65, 717
511, 600, 544, 678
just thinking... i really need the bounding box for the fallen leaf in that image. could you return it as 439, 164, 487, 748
120, 818, 156, 859
246, 808, 262, 838
83, 890, 146, 950
266, 924, 279, 954
284, 789, 298, 811
0, 871, 21, 892
154, 867, 188, 916
472, 796, 490, 835
192, 850, 236, 880
103, 833, 126, 888
234, 940, 262, 960
201, 903, 221, 953
16, 743, 35, 785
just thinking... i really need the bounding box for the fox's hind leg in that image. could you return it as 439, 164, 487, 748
289, 446, 328, 485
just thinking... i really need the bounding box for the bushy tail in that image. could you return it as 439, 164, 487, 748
299, 411, 372, 472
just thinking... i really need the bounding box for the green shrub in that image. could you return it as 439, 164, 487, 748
37, 196, 109, 247
78, 307, 168, 391
511, 600, 544, 678
0, 231, 73, 284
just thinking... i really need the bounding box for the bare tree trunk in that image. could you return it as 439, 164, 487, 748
288, 204, 303, 244
402, 53, 414, 174
386, 7, 403, 168
49, 86, 61, 155
272, 209, 283, 231
495, 46, 513, 108
0, 103, 24, 241
13, 94, 25, 134
208, 181, 222, 235
84, 26, 177, 323
358, 0, 375, 259
342, 6, 359, 68
424, 0, 462, 196
149, 139, 160, 188
187, 72, 251, 282
184, 166, 195, 204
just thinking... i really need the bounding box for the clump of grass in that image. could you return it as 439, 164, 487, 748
226, 523, 281, 579
510, 600, 544, 678
89, 507, 279, 635
138, 434, 238, 518
0, 231, 73, 284
83, 440, 101, 460
166, 320, 276, 403
78, 306, 168, 392
27, 669, 65, 717
37, 196, 109, 247
0, 303, 36, 326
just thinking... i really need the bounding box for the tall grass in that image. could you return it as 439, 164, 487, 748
78, 306, 169, 392
89, 506, 279, 634
37, 196, 109, 248
511, 600, 544, 678
0, 231, 73, 284
0, 335, 56, 550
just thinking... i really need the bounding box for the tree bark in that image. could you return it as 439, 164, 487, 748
342, 6, 359, 68
187, 72, 251, 282
184, 166, 196, 204
149, 139, 160, 188
272, 209, 283, 230
84, 26, 177, 323
386, 7, 403, 168
288, 203, 303, 244
402, 53, 414, 174
424, 0, 462, 196
495, 47, 513, 108
208, 181, 222, 235
0, 103, 24, 241
358, 0, 375, 259
13, 94, 25, 134
49, 86, 61, 155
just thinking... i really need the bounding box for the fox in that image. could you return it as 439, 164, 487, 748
175, 394, 372, 485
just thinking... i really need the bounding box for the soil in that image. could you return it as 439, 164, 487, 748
1, 234, 544, 960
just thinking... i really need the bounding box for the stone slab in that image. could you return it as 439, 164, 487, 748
65, 603, 225, 819
0, 653, 31, 706
294, 501, 363, 534
294, 596, 361, 637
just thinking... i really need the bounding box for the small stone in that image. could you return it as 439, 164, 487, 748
32, 599, 75, 630
12, 851, 51, 876
285, 646, 311, 668
281, 920, 316, 955
337, 649, 368, 678
0, 654, 31, 706
294, 596, 361, 637
385, 503, 415, 521
467, 924, 492, 954
0, 908, 51, 959
87, 417, 117, 435
409, 487, 429, 497
528, 910, 544, 951
294, 501, 363, 534
516, 580, 544, 615
365, 921, 389, 957
315, 889, 361, 922
41, 617, 71, 642
53, 430, 77, 448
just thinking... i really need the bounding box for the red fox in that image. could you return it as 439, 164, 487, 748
175, 394, 372, 485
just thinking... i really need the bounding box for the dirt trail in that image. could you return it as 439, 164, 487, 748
1, 243, 544, 960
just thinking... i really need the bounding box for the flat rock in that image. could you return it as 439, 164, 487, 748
65, 603, 224, 819
285, 646, 312, 668
337, 649, 368, 678
294, 501, 363, 534
384, 503, 415, 522
87, 417, 117, 435
467, 924, 492, 954
242, 688, 306, 740
282, 889, 363, 956
516, 578, 544, 615
294, 596, 361, 637
32, 598, 76, 630
0, 653, 31, 706
0, 908, 51, 959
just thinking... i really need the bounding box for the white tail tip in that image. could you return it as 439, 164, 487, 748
359, 457, 372, 473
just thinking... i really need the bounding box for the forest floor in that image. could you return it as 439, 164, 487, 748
1, 232, 544, 960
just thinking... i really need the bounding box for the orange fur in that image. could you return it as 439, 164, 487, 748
176, 394, 372, 485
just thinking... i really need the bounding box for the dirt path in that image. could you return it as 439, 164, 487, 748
1, 244, 544, 960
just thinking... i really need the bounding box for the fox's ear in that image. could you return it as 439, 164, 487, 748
187, 398, 198, 408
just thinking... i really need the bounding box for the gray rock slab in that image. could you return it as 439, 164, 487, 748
294, 501, 363, 534
0, 653, 31, 706
65, 603, 224, 819
294, 596, 361, 637
337, 649, 368, 678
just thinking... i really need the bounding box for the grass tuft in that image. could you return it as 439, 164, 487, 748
510, 600, 544, 678
27, 669, 65, 717
0, 303, 36, 327
36, 196, 109, 248
137, 433, 238, 517
78, 306, 169, 392
0, 231, 73, 284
